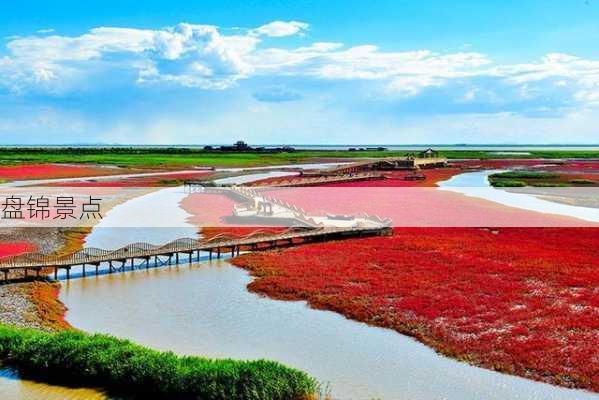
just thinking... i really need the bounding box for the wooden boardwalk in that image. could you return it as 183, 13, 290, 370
183, 173, 386, 190
0, 226, 391, 281
248, 172, 386, 187
320, 156, 448, 174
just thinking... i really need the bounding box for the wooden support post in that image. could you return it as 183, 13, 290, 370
236, 246, 240, 256
217, 248, 221, 259
155, 255, 158, 265
54, 267, 58, 280
95, 264, 99, 275
66, 267, 71, 280
24, 268, 28, 279
109, 261, 113, 272
146, 257, 150, 268
176, 253, 179, 264
231, 247, 235, 257
131, 258, 134, 269
82, 264, 86, 277
3, 270, 8, 281
189, 252, 192, 263
36, 268, 40, 278
209, 250, 212, 260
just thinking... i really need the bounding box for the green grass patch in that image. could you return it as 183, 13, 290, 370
489, 171, 562, 187
489, 171, 559, 180
569, 179, 596, 185
0, 324, 318, 400
529, 182, 568, 187
490, 180, 527, 187
0, 147, 599, 168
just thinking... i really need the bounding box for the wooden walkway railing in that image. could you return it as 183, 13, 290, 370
0, 225, 391, 281
248, 172, 386, 187
322, 156, 448, 174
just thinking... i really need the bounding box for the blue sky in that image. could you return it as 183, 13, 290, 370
1, 0, 598, 144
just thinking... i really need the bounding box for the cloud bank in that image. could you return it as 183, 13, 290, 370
0, 20, 598, 143
1, 20, 598, 110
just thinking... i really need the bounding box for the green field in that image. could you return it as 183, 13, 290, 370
0, 324, 318, 400
489, 171, 560, 180
0, 147, 598, 168
488, 170, 597, 187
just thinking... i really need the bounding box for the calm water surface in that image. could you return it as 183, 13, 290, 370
59, 258, 598, 400
439, 170, 599, 222
0, 369, 108, 399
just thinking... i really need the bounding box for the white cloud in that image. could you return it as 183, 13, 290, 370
1, 20, 599, 113
296, 42, 344, 52
490, 53, 599, 106
1, 23, 258, 91
250, 21, 309, 37
139, 23, 257, 89
249, 46, 491, 97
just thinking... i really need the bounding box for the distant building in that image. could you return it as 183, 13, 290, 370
366, 147, 388, 151
419, 148, 439, 158
218, 140, 252, 151
204, 141, 295, 153
234, 140, 249, 150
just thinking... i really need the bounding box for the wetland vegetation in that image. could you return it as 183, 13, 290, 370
0, 324, 318, 400
1, 147, 599, 168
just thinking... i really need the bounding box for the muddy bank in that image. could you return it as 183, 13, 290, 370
0, 281, 70, 331
0, 227, 86, 331
0, 227, 68, 255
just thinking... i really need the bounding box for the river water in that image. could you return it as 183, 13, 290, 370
439, 170, 599, 222
2, 170, 598, 399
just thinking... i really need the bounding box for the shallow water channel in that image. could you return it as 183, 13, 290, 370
439, 170, 599, 222
1, 170, 597, 399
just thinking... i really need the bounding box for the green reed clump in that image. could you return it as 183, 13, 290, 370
490, 179, 527, 187
569, 179, 596, 185
0, 324, 317, 400
490, 171, 559, 180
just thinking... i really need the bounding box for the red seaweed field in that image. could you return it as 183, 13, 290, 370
53, 171, 212, 187
0, 242, 36, 258
0, 164, 126, 181
261, 186, 593, 227
232, 227, 599, 392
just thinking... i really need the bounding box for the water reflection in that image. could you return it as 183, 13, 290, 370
0, 369, 108, 400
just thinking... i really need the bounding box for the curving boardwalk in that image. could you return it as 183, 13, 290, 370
248, 172, 386, 187
0, 226, 391, 281
321, 156, 448, 174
